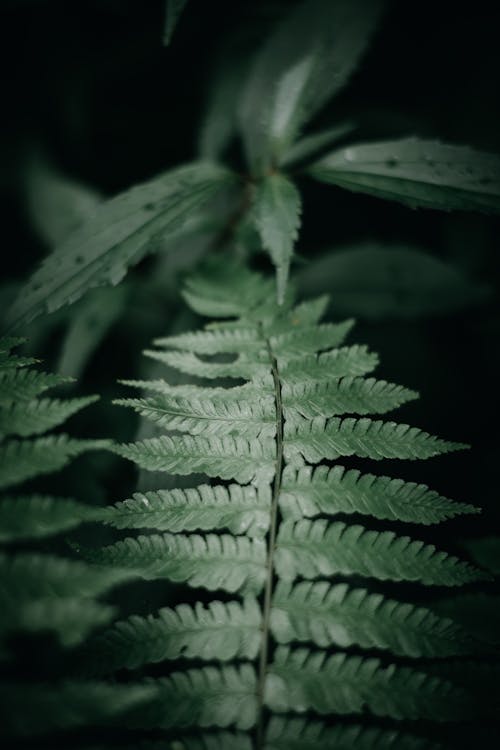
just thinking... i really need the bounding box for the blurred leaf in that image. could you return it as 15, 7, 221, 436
239, 0, 384, 172
252, 173, 302, 303
23, 155, 101, 247
297, 244, 489, 319
57, 285, 129, 379
279, 122, 355, 168
7, 162, 236, 331
163, 0, 188, 46
463, 537, 500, 575
310, 138, 500, 213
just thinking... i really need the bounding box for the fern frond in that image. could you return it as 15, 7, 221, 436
279, 344, 379, 382
275, 519, 486, 585
282, 376, 418, 418
265, 717, 443, 750
99, 483, 271, 537
112, 435, 275, 483
271, 320, 354, 359
0, 395, 99, 438
81, 533, 266, 594
284, 415, 468, 463
270, 580, 481, 657
0, 494, 100, 542
0, 552, 131, 599
86, 598, 261, 674
0, 435, 109, 489
119, 378, 265, 400
1, 681, 155, 737
144, 349, 268, 380
154, 327, 262, 355
266, 646, 474, 720
1, 596, 115, 648
0, 368, 72, 404
280, 464, 479, 524
114, 393, 275, 439
126, 665, 257, 731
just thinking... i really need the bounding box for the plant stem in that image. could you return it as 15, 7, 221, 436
255, 336, 284, 749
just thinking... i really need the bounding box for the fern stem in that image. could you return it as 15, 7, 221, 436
255, 338, 284, 749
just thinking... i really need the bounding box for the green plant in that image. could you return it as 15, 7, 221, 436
2, 0, 500, 748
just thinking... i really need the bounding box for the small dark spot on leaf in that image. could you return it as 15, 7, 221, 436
144, 203, 156, 211
385, 158, 398, 168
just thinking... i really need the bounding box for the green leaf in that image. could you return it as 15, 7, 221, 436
99, 483, 271, 538
126, 666, 257, 730
463, 536, 500, 574
297, 244, 490, 319
0, 435, 109, 490
252, 173, 302, 303
282, 376, 418, 418
0, 368, 72, 405
163, 0, 188, 46
86, 598, 261, 674
279, 464, 478, 524
0, 495, 101, 542
279, 344, 379, 383
284, 415, 467, 463
271, 581, 481, 657
114, 392, 275, 439
272, 320, 354, 360
275, 519, 486, 586
266, 647, 475, 720
112, 435, 275, 484
7, 162, 233, 330
265, 717, 444, 750
310, 138, 500, 213
81, 533, 266, 595
144, 349, 268, 380
1, 681, 155, 737
0, 395, 99, 438
239, 0, 385, 171
154, 327, 262, 355
279, 122, 355, 168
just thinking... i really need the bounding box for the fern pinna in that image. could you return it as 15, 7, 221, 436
0, 337, 153, 740
74, 261, 492, 749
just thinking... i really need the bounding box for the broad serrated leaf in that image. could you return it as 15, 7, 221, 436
275, 519, 486, 586
279, 122, 355, 168
0, 395, 98, 438
284, 415, 467, 463
112, 434, 275, 484
0, 435, 109, 490
265, 716, 444, 750
239, 0, 384, 170
0, 495, 101, 542
86, 598, 261, 674
282, 376, 418, 418
0, 596, 115, 649
99, 483, 271, 538
298, 244, 490, 318
266, 647, 475, 720
7, 162, 233, 330
279, 464, 478, 524
126, 665, 257, 730
310, 138, 500, 213
252, 173, 302, 303
114, 392, 275, 439
0, 368, 72, 405
80, 533, 266, 595
279, 344, 379, 383
1, 681, 155, 737
271, 581, 480, 657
